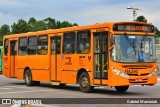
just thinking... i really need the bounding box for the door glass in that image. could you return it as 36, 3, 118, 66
94, 32, 108, 79
102, 34, 108, 79
51, 37, 61, 54
94, 35, 100, 78
11, 41, 17, 55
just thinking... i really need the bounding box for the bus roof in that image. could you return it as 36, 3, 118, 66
3, 21, 154, 39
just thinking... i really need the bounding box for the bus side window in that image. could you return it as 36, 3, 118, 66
77, 30, 90, 54
63, 32, 75, 54
38, 35, 48, 55
19, 37, 27, 55
28, 36, 37, 55
4, 39, 8, 55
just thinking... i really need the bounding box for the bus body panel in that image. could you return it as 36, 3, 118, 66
2, 21, 157, 90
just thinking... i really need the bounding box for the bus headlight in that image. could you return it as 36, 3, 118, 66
148, 69, 158, 77
111, 67, 129, 78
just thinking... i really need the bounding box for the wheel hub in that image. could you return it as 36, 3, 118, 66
26, 73, 31, 83
81, 77, 88, 87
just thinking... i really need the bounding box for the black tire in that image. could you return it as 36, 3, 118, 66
59, 83, 66, 88
24, 69, 40, 86
79, 72, 94, 93
115, 86, 129, 92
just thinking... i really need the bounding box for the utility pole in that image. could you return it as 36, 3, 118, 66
127, 7, 141, 21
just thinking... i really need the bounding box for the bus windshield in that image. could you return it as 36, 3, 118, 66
111, 34, 156, 63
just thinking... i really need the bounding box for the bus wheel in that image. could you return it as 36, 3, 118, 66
115, 86, 129, 92
24, 69, 34, 86
79, 72, 94, 93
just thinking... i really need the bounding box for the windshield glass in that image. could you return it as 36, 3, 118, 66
111, 35, 156, 63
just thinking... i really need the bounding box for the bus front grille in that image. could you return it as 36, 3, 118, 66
128, 73, 150, 76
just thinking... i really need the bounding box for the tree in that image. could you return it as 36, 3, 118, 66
32, 21, 47, 31
61, 21, 72, 28
136, 16, 147, 22
72, 23, 78, 26
0, 24, 10, 36
28, 17, 37, 31
155, 27, 160, 38
44, 17, 56, 29
56, 21, 62, 29
11, 19, 30, 34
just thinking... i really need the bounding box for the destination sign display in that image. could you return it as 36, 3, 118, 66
113, 24, 154, 33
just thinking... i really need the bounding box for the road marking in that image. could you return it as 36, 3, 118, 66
0, 86, 39, 90
0, 90, 54, 95
0, 87, 12, 90
1, 85, 28, 88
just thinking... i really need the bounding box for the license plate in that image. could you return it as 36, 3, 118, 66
135, 78, 143, 82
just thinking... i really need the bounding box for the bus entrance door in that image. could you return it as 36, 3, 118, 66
94, 32, 108, 85
10, 40, 17, 77
50, 36, 61, 81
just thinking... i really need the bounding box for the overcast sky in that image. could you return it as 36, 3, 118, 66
0, 0, 160, 29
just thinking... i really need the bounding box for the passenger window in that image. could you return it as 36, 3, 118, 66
28, 36, 37, 55
19, 37, 27, 55
77, 30, 90, 54
38, 35, 48, 55
63, 32, 75, 54
4, 39, 8, 55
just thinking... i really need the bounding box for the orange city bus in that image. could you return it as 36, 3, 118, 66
3, 21, 158, 93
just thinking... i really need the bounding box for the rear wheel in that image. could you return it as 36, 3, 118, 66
79, 72, 94, 93
115, 86, 129, 92
24, 69, 40, 86
24, 69, 34, 86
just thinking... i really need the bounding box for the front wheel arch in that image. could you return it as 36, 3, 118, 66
24, 68, 40, 86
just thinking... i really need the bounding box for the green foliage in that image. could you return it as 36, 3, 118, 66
28, 17, 37, 31
0, 17, 78, 44
32, 21, 47, 31
44, 17, 56, 29
136, 16, 147, 22
11, 19, 30, 34
155, 27, 160, 38
0, 24, 10, 36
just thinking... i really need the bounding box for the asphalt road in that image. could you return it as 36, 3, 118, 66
0, 74, 160, 107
